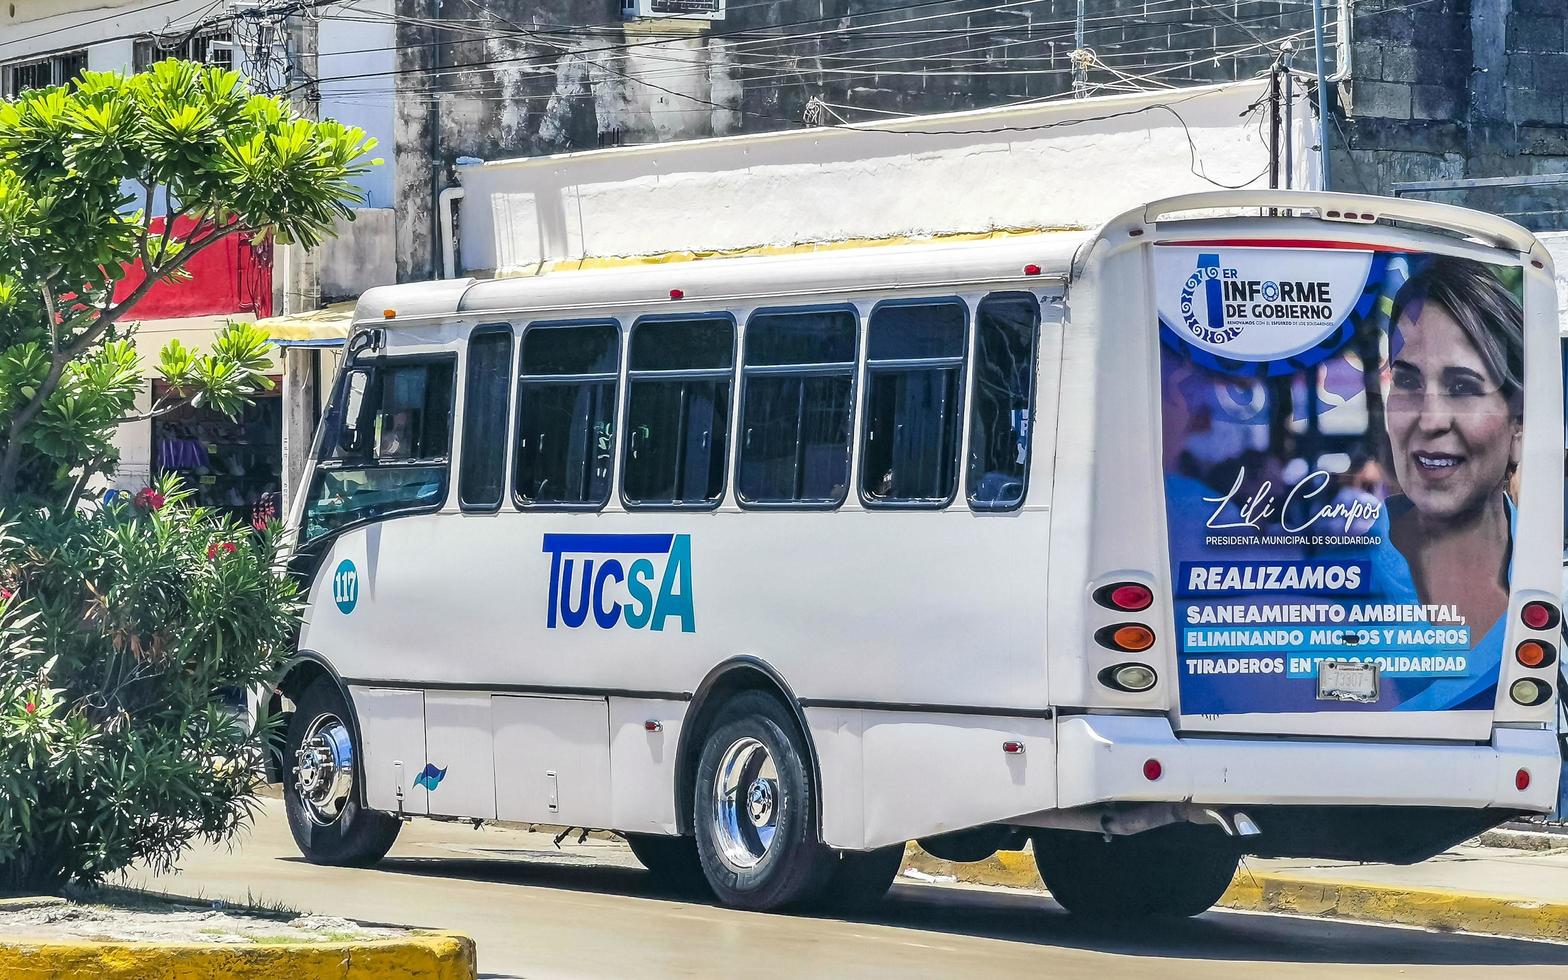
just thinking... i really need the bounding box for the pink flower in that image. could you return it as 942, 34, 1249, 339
24, 701, 34, 714
252, 517, 269, 532
0, 588, 11, 601
134, 488, 165, 511
207, 541, 237, 560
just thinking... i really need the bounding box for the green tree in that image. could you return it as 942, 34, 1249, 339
0, 58, 377, 505
0, 61, 375, 892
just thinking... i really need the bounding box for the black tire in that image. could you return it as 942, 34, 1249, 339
625, 833, 711, 896
284, 678, 402, 867
692, 691, 836, 911
1033, 824, 1238, 918
824, 844, 906, 909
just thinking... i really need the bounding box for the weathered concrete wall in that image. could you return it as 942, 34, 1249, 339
455, 80, 1302, 275
319, 208, 398, 303
393, 0, 1325, 279
1335, 0, 1568, 229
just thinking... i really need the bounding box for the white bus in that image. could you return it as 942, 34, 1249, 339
277, 190, 1564, 917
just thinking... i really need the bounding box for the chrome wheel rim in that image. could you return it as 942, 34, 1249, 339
713, 736, 780, 871
293, 712, 355, 827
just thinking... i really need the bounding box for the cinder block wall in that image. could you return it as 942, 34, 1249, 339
1335, 0, 1568, 228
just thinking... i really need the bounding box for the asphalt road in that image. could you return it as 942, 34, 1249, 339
128, 799, 1568, 979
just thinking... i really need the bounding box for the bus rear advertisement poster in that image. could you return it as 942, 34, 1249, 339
1157, 243, 1525, 715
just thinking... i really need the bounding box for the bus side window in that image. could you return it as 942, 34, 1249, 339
514, 321, 620, 509
859, 301, 967, 507
622, 316, 736, 508
459, 326, 514, 511
966, 294, 1041, 510
303, 357, 456, 542
737, 309, 857, 506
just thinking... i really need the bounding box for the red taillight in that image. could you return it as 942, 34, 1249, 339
1521, 601, 1559, 631
1002, 740, 1025, 755
1023, 263, 1042, 276
1094, 582, 1153, 612
1111, 584, 1152, 611
669, 288, 685, 300
1516, 768, 1531, 792
1143, 759, 1163, 781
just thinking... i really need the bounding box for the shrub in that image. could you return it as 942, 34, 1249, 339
0, 479, 297, 892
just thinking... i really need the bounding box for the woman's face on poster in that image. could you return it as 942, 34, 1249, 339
1386, 300, 1519, 521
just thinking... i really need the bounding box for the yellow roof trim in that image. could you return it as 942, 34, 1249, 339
511, 225, 1089, 278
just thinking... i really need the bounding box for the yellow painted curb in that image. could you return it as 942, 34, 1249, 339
903, 842, 1043, 889
1218, 875, 1568, 943
904, 845, 1568, 942
0, 930, 476, 979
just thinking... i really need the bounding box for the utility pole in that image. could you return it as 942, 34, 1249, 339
1310, 0, 1333, 189
1267, 62, 1280, 192
1071, 0, 1087, 98
1283, 40, 1295, 191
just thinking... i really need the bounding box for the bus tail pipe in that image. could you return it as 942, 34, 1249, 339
1196, 808, 1262, 838
1024, 803, 1263, 838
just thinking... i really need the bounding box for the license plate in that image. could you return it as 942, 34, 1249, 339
1317, 660, 1379, 703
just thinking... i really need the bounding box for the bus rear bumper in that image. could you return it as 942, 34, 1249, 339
1057, 713, 1560, 813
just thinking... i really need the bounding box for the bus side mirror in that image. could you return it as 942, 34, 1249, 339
338, 369, 373, 454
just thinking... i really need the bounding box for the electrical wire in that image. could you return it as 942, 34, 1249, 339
291, 0, 1332, 96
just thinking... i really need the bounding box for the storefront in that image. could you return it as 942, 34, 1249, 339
149, 377, 282, 524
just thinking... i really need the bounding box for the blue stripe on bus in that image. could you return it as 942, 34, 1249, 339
541, 533, 676, 556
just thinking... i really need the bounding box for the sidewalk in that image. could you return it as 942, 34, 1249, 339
1246, 840, 1568, 905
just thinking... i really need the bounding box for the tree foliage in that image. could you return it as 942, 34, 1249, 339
0, 59, 377, 504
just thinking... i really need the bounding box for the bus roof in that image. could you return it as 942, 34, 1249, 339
354, 227, 1090, 326
354, 190, 1550, 328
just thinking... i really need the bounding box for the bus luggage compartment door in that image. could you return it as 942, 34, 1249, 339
352, 687, 430, 816
492, 695, 613, 828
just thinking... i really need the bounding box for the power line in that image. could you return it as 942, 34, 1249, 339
291, 0, 1341, 98
285, 0, 1118, 92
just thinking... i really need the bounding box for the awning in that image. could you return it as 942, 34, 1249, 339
254, 300, 355, 348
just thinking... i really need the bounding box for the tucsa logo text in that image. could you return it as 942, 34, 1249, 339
543, 533, 695, 633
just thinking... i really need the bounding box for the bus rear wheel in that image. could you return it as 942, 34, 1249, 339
284, 679, 401, 867
1032, 825, 1238, 918
693, 692, 835, 911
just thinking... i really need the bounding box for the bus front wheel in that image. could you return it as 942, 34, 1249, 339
1032, 825, 1238, 918
692, 691, 836, 911
283, 679, 402, 867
